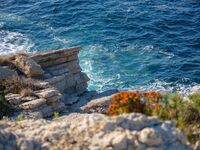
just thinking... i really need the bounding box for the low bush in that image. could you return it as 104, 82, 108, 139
2, 76, 44, 94
107, 91, 200, 144
20, 88, 35, 97
0, 84, 14, 119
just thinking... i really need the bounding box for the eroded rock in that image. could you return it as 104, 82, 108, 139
13, 55, 44, 77
0, 113, 192, 150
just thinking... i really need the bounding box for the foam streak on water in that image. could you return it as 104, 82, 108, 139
0, 0, 200, 94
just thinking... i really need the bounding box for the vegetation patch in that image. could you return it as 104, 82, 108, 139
1, 76, 44, 95
0, 84, 14, 119
107, 91, 200, 144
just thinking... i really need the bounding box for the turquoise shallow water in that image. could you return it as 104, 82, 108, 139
0, 0, 200, 93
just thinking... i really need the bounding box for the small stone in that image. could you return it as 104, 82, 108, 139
19, 140, 34, 150
138, 128, 162, 146
112, 133, 128, 150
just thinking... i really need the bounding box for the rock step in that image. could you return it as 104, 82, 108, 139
19, 98, 46, 110
38, 54, 78, 68
45, 73, 70, 85
44, 60, 81, 76
33, 101, 65, 117
30, 47, 80, 65
35, 88, 60, 99
5, 94, 38, 105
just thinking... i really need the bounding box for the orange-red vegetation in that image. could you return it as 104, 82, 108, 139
107, 91, 162, 116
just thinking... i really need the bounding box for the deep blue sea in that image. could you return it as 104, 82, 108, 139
0, 0, 200, 93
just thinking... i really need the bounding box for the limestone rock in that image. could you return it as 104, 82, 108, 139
30, 46, 80, 66
0, 113, 192, 150
5, 94, 38, 105
35, 88, 60, 99
80, 89, 119, 113
138, 128, 162, 146
0, 67, 18, 80
14, 55, 44, 77
19, 98, 46, 110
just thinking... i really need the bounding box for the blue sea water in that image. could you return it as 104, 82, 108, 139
0, 0, 200, 93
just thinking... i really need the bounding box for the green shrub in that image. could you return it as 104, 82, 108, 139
107, 91, 200, 144
16, 114, 25, 122
53, 112, 59, 121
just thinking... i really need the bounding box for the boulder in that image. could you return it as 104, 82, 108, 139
13, 55, 44, 77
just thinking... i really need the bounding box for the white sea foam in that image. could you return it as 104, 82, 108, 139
159, 51, 175, 58
80, 44, 200, 95
0, 22, 5, 28
127, 80, 200, 95
0, 30, 34, 54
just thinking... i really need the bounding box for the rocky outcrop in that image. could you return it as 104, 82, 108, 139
13, 54, 44, 77
0, 113, 192, 150
0, 46, 89, 118
30, 46, 89, 95
5, 81, 65, 118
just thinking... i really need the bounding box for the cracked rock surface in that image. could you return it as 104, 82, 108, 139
0, 113, 192, 150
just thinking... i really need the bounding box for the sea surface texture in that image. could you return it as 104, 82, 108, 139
0, 0, 200, 93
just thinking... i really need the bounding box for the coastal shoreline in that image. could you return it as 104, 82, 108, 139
0, 47, 198, 149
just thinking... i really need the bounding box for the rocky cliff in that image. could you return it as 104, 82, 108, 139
0, 47, 89, 118
0, 47, 195, 150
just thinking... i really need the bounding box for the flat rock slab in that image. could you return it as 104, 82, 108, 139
5, 94, 38, 105
35, 88, 60, 99
30, 46, 80, 64
19, 98, 46, 110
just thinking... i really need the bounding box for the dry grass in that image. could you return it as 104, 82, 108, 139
2, 76, 44, 94
20, 88, 35, 97
0, 55, 13, 65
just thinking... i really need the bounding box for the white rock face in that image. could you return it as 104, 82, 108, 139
0, 113, 192, 150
